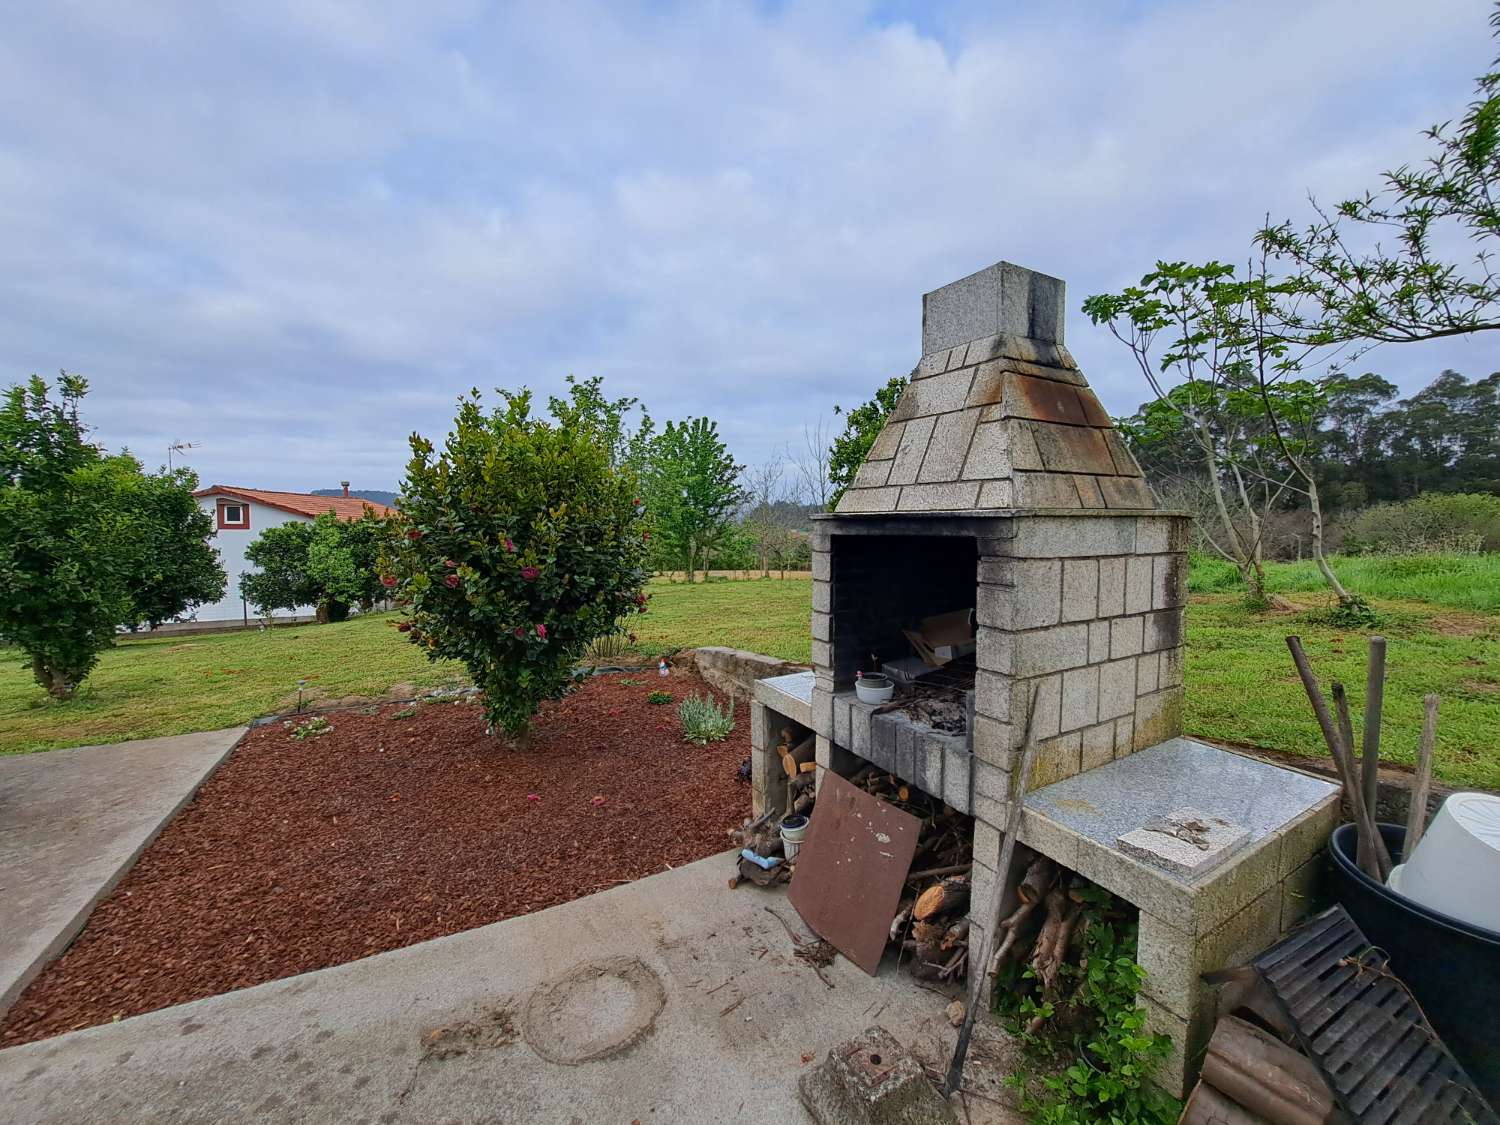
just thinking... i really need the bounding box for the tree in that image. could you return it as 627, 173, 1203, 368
385, 387, 648, 742
121, 466, 226, 628
643, 417, 745, 582
744, 459, 789, 576
0, 376, 137, 696
827, 376, 907, 509
1085, 262, 1365, 611
547, 374, 655, 470
240, 509, 387, 622
1260, 6, 1500, 345
796, 417, 834, 511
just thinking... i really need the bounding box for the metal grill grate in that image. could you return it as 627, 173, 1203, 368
1252, 906, 1496, 1124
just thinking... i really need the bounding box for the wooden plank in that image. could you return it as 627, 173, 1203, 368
787, 771, 922, 975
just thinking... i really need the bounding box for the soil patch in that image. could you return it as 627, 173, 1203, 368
0, 672, 749, 1046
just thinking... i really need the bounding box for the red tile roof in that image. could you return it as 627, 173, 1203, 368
193, 486, 394, 521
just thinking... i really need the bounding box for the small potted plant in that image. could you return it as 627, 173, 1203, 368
855, 669, 894, 704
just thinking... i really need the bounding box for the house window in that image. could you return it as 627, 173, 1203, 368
217, 501, 250, 531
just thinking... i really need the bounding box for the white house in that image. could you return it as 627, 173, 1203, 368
190, 483, 394, 622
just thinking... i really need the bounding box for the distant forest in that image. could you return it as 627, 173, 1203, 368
311, 487, 398, 507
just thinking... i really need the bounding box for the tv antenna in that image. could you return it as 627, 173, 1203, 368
167, 440, 201, 470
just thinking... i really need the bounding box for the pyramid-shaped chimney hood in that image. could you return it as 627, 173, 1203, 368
835, 261, 1156, 514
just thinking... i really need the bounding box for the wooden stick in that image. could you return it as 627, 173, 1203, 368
906, 862, 973, 882
944, 683, 1044, 1098
1362, 635, 1387, 824
1286, 637, 1390, 879
1333, 682, 1392, 880
1404, 694, 1439, 863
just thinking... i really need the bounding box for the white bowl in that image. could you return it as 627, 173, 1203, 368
855, 676, 894, 704
1387, 792, 1500, 932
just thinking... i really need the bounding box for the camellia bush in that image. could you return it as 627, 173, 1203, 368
384, 388, 649, 742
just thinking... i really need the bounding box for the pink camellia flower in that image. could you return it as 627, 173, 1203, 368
635, 592, 647, 606
396, 622, 412, 633
503, 537, 516, 553
513, 626, 526, 639
407, 529, 424, 540
444, 558, 457, 569
444, 574, 460, 589
535, 623, 548, 639
381, 575, 398, 588
526, 793, 540, 803
591, 796, 606, 807
521, 565, 540, 581
633, 498, 642, 506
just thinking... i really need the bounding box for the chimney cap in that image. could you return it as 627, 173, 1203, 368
921, 260, 1065, 356
341, 481, 350, 497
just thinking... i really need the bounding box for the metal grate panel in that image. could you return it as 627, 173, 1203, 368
1252, 906, 1496, 1125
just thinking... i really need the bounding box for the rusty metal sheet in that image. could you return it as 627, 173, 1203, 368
788, 772, 922, 976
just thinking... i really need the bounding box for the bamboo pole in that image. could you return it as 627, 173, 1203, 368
943, 683, 1043, 1098
1333, 682, 1392, 880
1362, 635, 1387, 819
1404, 694, 1440, 863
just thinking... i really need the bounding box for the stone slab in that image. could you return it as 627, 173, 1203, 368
0, 727, 247, 1019
0, 851, 972, 1125
1024, 738, 1337, 881
754, 671, 816, 729
1117, 808, 1250, 878
922, 261, 1066, 354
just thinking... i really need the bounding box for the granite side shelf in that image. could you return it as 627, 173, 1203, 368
750, 672, 816, 818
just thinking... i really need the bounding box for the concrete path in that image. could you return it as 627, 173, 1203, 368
0, 727, 247, 1018
0, 850, 1025, 1124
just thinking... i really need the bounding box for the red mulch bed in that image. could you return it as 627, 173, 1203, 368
0, 672, 751, 1046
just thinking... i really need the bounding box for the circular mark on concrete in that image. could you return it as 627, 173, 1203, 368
521, 956, 666, 1065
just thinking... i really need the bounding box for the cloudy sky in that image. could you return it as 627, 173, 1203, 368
2, 1, 1494, 495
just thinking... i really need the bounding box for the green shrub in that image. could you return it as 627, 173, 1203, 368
678, 692, 735, 744
287, 715, 333, 740
998, 883, 1179, 1124
582, 632, 635, 664
1342, 492, 1500, 555
1185, 553, 1242, 593
647, 690, 673, 705
384, 388, 649, 741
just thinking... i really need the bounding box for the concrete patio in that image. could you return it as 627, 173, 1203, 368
0, 849, 1025, 1124
0, 727, 247, 1019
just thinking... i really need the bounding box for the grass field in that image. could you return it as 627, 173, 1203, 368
4, 560, 1497, 788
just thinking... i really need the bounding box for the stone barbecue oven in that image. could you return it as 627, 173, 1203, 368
751, 259, 1340, 1097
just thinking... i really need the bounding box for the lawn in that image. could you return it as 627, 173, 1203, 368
4, 563, 1497, 789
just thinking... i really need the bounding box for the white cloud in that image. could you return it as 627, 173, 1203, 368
0, 0, 1491, 490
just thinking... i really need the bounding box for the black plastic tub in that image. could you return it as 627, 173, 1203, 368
1328, 822, 1500, 1100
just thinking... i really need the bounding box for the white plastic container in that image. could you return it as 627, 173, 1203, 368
781, 814, 809, 861
1387, 792, 1500, 932
855, 673, 894, 704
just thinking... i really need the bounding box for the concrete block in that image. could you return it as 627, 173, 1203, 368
1060, 664, 1099, 733
1137, 651, 1160, 695
897, 481, 983, 512
886, 414, 936, 486
1029, 731, 1081, 788
870, 714, 896, 772
1160, 646, 1185, 689
1073, 838, 1193, 924
1136, 993, 1202, 1099
918, 408, 982, 483
1081, 721, 1115, 771
1020, 673, 1062, 741
1088, 619, 1110, 664
812, 687, 834, 739
973, 670, 1011, 722
971, 715, 1012, 767
811, 549, 832, 582
866, 421, 905, 462
1017, 807, 1082, 869
1139, 885, 1282, 1024
961, 420, 1012, 480
943, 748, 972, 813
1113, 716, 1135, 758
813, 580, 832, 613
977, 557, 1015, 586
1188, 835, 1283, 935
1098, 658, 1137, 721
1124, 555, 1152, 615
1109, 615, 1144, 659
811, 611, 832, 643
1097, 556, 1126, 617
1014, 623, 1089, 676
1011, 514, 1135, 559
972, 819, 1002, 871
1061, 558, 1098, 622
1009, 423, 1044, 471
1073, 474, 1106, 508
922, 260, 1065, 354
970, 861, 999, 933
1143, 608, 1183, 653
851, 702, 875, 758
974, 760, 1011, 804
833, 694, 851, 748
894, 723, 916, 781
1012, 470, 1084, 508
852, 459, 893, 489
978, 479, 1014, 508
836, 486, 901, 513
1133, 686, 1184, 750
810, 639, 831, 668
1135, 516, 1170, 554
975, 627, 1014, 676
1099, 475, 1157, 509
907, 731, 927, 788
1153, 553, 1188, 609
1280, 854, 1327, 933
1275, 796, 1339, 879
972, 792, 1006, 828
921, 734, 947, 796
816, 734, 833, 772
798, 1026, 957, 1125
